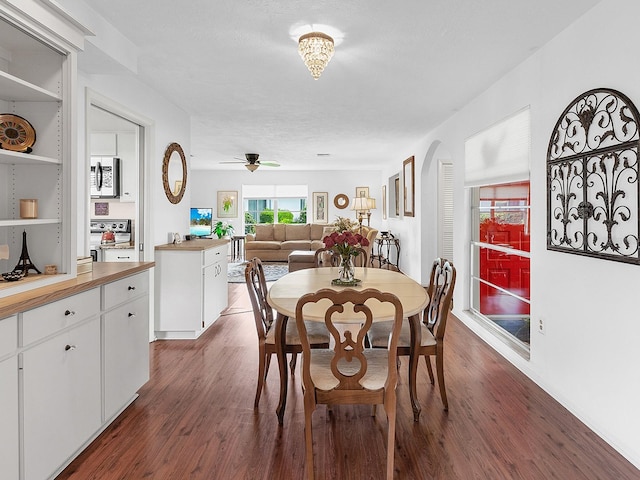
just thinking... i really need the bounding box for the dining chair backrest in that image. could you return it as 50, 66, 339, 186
423, 258, 456, 341
351, 247, 368, 267
313, 247, 368, 268
245, 257, 273, 339
313, 247, 340, 267
295, 288, 403, 395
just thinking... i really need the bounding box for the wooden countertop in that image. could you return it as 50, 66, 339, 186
0, 262, 154, 318
155, 238, 229, 251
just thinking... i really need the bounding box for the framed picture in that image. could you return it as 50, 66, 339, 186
382, 185, 387, 220
217, 190, 238, 218
394, 176, 400, 216
355, 186, 369, 198
312, 192, 328, 224
403, 156, 415, 217
95, 202, 109, 216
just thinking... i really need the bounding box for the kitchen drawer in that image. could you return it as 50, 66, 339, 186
103, 272, 149, 311
22, 289, 100, 346
0, 315, 17, 358
204, 245, 225, 267
102, 248, 137, 262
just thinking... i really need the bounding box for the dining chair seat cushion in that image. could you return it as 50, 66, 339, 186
265, 320, 329, 346
308, 349, 390, 391
368, 321, 436, 349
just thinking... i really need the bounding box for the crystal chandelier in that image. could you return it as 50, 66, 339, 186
298, 32, 334, 79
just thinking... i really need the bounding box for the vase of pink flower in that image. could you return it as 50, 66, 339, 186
322, 230, 370, 283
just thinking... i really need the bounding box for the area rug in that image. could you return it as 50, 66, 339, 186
227, 262, 289, 283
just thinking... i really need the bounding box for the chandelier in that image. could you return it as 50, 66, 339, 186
298, 32, 334, 79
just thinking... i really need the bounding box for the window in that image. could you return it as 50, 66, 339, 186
465, 108, 531, 353
243, 185, 307, 234
470, 181, 530, 346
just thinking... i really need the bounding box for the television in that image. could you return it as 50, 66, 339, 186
190, 207, 213, 237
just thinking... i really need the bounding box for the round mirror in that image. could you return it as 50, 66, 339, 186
162, 142, 187, 204
334, 193, 349, 209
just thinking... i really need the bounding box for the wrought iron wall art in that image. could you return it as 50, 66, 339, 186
547, 88, 639, 264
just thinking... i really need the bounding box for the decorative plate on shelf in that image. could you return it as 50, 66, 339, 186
331, 278, 362, 286
0, 113, 36, 153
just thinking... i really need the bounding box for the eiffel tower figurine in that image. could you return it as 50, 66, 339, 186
14, 230, 41, 276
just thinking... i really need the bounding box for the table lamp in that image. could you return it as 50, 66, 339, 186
365, 197, 376, 226
351, 196, 369, 228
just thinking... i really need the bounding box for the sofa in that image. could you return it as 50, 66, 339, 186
244, 223, 378, 263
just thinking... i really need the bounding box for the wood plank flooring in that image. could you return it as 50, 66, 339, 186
58, 283, 640, 479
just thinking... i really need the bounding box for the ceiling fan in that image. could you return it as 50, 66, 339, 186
221, 153, 280, 172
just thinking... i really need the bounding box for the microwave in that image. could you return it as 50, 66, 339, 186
90, 156, 121, 198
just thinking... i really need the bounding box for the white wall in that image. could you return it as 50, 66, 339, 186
382, 0, 640, 468
190, 169, 383, 237
75, 73, 191, 256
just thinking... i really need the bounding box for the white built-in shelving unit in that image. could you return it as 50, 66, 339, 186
0, 6, 79, 297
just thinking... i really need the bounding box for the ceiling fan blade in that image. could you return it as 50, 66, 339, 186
259, 161, 280, 167
220, 161, 245, 164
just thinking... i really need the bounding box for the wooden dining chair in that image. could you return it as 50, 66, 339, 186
368, 258, 456, 417
295, 288, 404, 480
245, 257, 330, 408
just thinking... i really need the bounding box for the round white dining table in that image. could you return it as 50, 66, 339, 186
267, 266, 429, 424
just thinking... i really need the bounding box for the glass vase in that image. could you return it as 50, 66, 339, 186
338, 254, 355, 283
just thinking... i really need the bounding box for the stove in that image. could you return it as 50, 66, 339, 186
90, 219, 132, 261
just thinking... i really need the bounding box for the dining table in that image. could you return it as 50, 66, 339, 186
267, 266, 429, 424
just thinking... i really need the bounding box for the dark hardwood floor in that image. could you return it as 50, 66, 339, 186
58, 283, 639, 479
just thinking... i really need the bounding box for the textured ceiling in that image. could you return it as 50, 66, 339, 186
80, 0, 601, 171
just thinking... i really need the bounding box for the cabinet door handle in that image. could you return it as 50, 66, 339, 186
64, 310, 75, 316
128, 312, 136, 318
65, 344, 77, 351
128, 286, 136, 291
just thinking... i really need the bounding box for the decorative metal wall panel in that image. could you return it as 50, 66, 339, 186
547, 88, 640, 264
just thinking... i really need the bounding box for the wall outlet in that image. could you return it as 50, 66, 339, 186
538, 318, 545, 335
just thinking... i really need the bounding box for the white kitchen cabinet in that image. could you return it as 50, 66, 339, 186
155, 240, 229, 339
102, 247, 138, 262
0, 315, 19, 480
116, 132, 138, 203
2, 264, 152, 480
22, 317, 102, 480
102, 271, 149, 420
103, 295, 149, 420
0, 5, 82, 297
202, 247, 227, 330
90, 132, 117, 156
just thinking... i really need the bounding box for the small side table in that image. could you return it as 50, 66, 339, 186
372, 234, 400, 270
231, 235, 246, 262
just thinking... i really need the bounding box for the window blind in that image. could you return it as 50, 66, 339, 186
438, 161, 454, 260
464, 107, 531, 187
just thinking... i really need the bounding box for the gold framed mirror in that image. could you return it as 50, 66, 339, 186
162, 142, 187, 204
333, 193, 349, 209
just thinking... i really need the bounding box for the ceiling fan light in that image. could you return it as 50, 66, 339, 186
298, 32, 334, 80
245, 163, 259, 172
